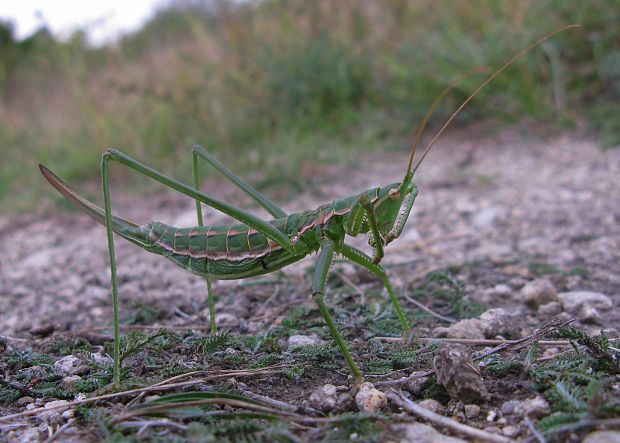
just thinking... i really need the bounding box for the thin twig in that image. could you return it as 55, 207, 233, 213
249, 300, 305, 322
137, 420, 188, 436
333, 270, 366, 304
387, 231, 469, 255
545, 418, 620, 435
115, 398, 285, 421
377, 318, 575, 387
0, 365, 288, 423
0, 335, 28, 342
536, 349, 574, 363
387, 390, 514, 443
236, 382, 318, 415
118, 419, 188, 434
402, 294, 456, 323
43, 422, 74, 443
374, 337, 573, 346
524, 416, 547, 443
249, 285, 281, 319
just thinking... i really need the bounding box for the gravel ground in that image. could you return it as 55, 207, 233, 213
1, 126, 619, 442
1, 127, 618, 338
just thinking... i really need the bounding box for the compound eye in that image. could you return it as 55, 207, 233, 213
388, 188, 400, 200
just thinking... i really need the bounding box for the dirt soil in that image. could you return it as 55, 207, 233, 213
1, 126, 619, 442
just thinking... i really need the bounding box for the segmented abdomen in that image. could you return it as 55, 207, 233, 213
145, 221, 300, 279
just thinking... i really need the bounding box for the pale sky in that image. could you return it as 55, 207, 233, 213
0, 0, 165, 44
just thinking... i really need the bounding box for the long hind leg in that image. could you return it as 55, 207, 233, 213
191, 145, 287, 219
100, 148, 298, 382
190, 146, 289, 334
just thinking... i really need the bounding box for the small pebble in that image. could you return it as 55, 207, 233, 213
54, 355, 81, 375
287, 334, 324, 347
389, 423, 467, 443
405, 372, 430, 395
91, 352, 113, 367
433, 344, 489, 402
486, 410, 498, 421
40, 400, 71, 424
418, 398, 445, 414
464, 403, 481, 419
538, 301, 562, 316
6, 428, 39, 443
502, 425, 521, 437
309, 384, 338, 413
62, 375, 83, 391
16, 396, 34, 407
558, 291, 612, 324
479, 308, 517, 337
500, 399, 520, 415
215, 313, 239, 328
433, 319, 485, 340
521, 278, 557, 307
515, 396, 550, 418
582, 431, 620, 443
355, 382, 387, 412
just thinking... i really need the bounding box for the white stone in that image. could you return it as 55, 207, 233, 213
91, 352, 113, 367
472, 207, 502, 229
558, 291, 613, 324
287, 334, 324, 347
558, 291, 613, 313
433, 319, 485, 340
583, 431, 620, 443
502, 425, 521, 437
309, 384, 338, 412
514, 396, 550, 418
479, 308, 516, 337
389, 423, 467, 443
54, 355, 81, 375
40, 400, 71, 423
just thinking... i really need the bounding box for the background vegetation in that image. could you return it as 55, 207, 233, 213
0, 0, 618, 211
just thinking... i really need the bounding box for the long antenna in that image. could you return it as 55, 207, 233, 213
410, 24, 580, 175
405, 66, 489, 175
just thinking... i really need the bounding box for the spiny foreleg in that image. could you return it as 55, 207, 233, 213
344, 194, 385, 264
312, 240, 363, 384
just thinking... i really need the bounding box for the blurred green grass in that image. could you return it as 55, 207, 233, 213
0, 0, 618, 212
